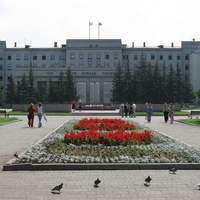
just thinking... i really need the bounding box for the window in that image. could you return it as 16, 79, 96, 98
88, 53, 92, 59
97, 53, 101, 59
7, 64, 12, 70
114, 53, 118, 59
96, 59, 101, 66
16, 54, 20, 60
159, 55, 163, 60
185, 54, 189, 60
0, 65, 3, 70
123, 55, 129, 60
79, 53, 84, 59
168, 55, 172, 60
7, 55, 12, 60
134, 54, 138, 60
185, 64, 189, 70
24, 54, 28, 60
42, 54, 46, 60
50, 54, 55, 60
70, 53, 75, 59
151, 54, 155, 60
88, 59, 92, 65
177, 55, 181, 60
0, 54, 3, 60
59, 55, 63, 60
105, 52, 109, 59
33, 55, 37, 60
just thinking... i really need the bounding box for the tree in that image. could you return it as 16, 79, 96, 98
5, 75, 16, 105
27, 67, 36, 103
47, 78, 57, 102
65, 67, 77, 102
18, 73, 29, 103
123, 65, 133, 102
57, 71, 66, 102
111, 63, 125, 103
166, 65, 176, 103
135, 53, 149, 102
183, 74, 195, 103
151, 63, 163, 103
174, 63, 184, 103
195, 89, 200, 105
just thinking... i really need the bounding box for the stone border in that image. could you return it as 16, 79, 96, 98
3, 162, 200, 171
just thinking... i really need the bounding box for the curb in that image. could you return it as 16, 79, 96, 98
3, 162, 200, 171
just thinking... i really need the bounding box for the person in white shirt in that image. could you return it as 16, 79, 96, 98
132, 102, 137, 117
37, 102, 44, 128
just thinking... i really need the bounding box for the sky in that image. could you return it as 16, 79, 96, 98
0, 0, 200, 48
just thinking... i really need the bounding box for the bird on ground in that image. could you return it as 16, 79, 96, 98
195, 183, 200, 190
94, 178, 101, 188
169, 166, 177, 174
51, 183, 63, 194
144, 176, 152, 186
14, 152, 19, 158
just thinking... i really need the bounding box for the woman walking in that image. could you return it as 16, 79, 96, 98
28, 103, 35, 127
163, 103, 169, 123
37, 102, 44, 128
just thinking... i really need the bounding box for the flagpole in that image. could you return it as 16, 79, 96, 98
98, 22, 102, 39
98, 24, 100, 39
89, 22, 93, 39
89, 24, 90, 39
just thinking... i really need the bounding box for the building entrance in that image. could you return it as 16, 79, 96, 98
90, 82, 100, 104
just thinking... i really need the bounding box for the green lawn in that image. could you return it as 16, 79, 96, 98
7, 111, 69, 115
7, 110, 189, 116
178, 118, 200, 126
0, 117, 18, 124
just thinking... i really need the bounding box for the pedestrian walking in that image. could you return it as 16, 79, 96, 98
78, 100, 82, 112
27, 103, 36, 127
119, 102, 124, 117
170, 111, 174, 124
124, 102, 129, 117
132, 102, 137, 117
146, 103, 153, 123
71, 100, 76, 112
37, 102, 44, 128
128, 102, 133, 117
163, 103, 169, 123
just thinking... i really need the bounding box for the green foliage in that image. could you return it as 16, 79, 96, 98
111, 54, 195, 104
5, 75, 16, 105
111, 63, 125, 103
65, 67, 77, 102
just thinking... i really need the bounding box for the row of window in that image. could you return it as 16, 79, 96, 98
123, 54, 189, 60
70, 52, 119, 60
124, 54, 189, 61
4, 54, 66, 61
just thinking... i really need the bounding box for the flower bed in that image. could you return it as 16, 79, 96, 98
65, 118, 152, 145
14, 118, 200, 164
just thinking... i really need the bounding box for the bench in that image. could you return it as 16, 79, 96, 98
188, 110, 200, 119
0, 110, 9, 117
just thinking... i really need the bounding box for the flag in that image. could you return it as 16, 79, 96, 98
98, 22, 102, 26
89, 22, 93, 26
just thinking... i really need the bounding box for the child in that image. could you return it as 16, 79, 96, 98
170, 111, 174, 124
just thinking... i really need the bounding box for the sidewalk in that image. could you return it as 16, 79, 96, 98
0, 114, 200, 199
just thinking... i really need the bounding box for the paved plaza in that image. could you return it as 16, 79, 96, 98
0, 113, 200, 199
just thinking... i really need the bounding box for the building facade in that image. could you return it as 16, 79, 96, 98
0, 39, 200, 104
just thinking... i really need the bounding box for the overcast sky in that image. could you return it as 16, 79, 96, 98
0, 0, 199, 48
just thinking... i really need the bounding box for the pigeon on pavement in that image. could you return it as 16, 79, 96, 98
144, 176, 152, 186
51, 183, 63, 194
14, 152, 19, 158
94, 178, 101, 188
169, 166, 177, 174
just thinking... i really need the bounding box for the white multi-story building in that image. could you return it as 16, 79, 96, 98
0, 39, 200, 104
